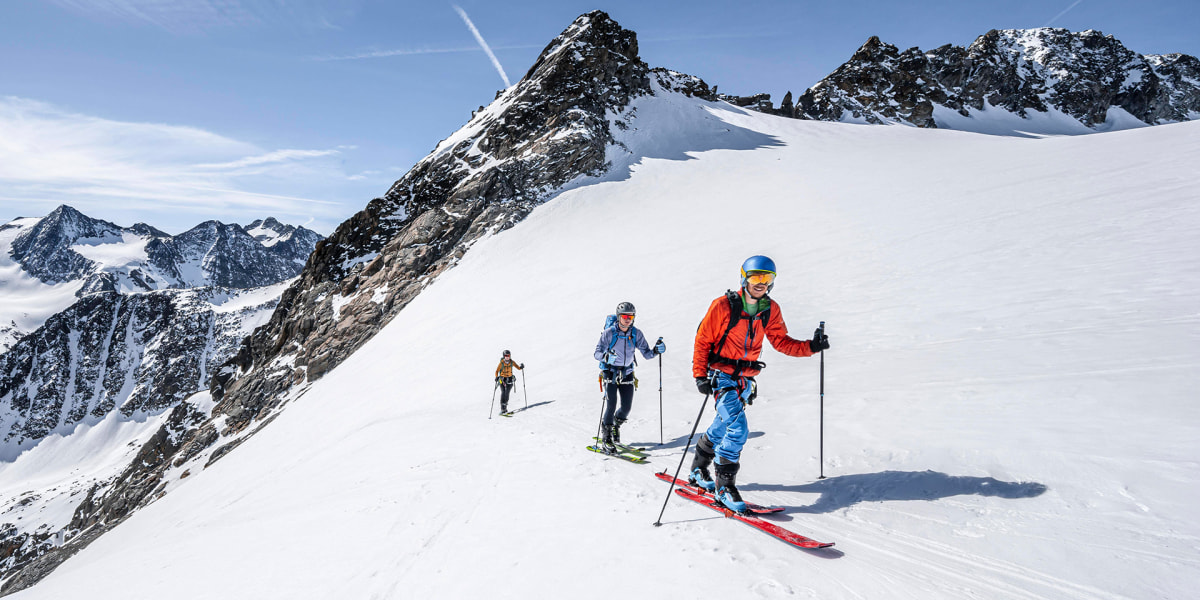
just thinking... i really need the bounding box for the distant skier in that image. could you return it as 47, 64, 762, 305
593, 302, 666, 451
688, 256, 829, 512
494, 350, 524, 416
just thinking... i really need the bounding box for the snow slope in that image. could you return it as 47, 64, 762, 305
12, 97, 1200, 599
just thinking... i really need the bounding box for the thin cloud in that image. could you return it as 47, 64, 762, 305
195, 149, 341, 170
453, 5, 511, 88
0, 97, 354, 229
48, 0, 348, 33
1045, 0, 1083, 27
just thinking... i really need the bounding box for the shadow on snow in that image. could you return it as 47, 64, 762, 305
741, 470, 1048, 514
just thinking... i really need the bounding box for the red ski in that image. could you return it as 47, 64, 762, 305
654, 471, 784, 514
674, 486, 834, 549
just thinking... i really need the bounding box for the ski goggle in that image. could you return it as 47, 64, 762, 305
744, 271, 776, 286
618, 314, 635, 321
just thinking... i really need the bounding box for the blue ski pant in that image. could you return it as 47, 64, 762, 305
704, 370, 755, 464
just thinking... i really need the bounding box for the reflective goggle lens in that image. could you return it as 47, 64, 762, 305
618, 314, 635, 320
745, 272, 775, 285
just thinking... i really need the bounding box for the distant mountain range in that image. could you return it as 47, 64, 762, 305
6, 205, 321, 295
719, 28, 1200, 134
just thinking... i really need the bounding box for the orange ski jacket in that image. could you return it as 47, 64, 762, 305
693, 292, 814, 378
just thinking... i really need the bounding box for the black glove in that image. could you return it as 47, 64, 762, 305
519, 363, 525, 369
495, 376, 501, 384
809, 326, 830, 352
695, 376, 713, 395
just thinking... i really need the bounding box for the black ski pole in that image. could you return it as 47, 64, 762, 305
521, 368, 528, 409
489, 381, 499, 420
657, 339, 664, 445
818, 321, 826, 479
653, 393, 709, 527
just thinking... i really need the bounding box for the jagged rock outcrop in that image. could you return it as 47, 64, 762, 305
727, 28, 1200, 130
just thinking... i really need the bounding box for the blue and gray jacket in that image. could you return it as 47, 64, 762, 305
594, 324, 657, 376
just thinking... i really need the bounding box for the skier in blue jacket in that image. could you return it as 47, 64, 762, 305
593, 301, 666, 451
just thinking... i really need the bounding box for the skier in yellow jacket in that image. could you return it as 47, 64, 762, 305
494, 350, 524, 416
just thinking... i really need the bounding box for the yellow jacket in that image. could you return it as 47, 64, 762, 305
495, 358, 523, 378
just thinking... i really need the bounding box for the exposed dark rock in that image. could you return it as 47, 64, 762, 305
732, 29, 1200, 130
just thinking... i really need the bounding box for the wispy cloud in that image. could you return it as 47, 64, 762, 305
1044, 0, 1084, 27
453, 5, 511, 88
0, 97, 365, 232
48, 0, 348, 33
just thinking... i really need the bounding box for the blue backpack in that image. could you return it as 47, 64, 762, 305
598, 314, 638, 369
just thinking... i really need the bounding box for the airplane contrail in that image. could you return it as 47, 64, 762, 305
1044, 0, 1083, 27
453, 5, 511, 88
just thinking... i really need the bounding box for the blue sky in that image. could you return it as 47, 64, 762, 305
2, 0, 1197, 234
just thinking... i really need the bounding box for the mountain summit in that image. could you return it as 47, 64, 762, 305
210, 10, 713, 431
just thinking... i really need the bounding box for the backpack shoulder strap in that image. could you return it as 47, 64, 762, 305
713, 290, 742, 355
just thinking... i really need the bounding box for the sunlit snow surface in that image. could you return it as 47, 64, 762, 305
13, 97, 1200, 599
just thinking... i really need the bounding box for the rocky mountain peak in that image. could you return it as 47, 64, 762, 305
209, 10, 713, 435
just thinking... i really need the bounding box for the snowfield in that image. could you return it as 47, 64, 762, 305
11, 97, 1200, 599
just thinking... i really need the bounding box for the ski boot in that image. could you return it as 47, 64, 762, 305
687, 434, 717, 491
601, 425, 617, 453
611, 418, 625, 445
713, 460, 747, 513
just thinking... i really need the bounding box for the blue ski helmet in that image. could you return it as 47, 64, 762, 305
740, 255, 777, 292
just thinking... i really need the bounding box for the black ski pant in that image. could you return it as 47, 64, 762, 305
602, 379, 635, 427
498, 376, 515, 410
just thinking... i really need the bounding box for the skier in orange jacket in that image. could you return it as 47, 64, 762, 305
688, 255, 829, 512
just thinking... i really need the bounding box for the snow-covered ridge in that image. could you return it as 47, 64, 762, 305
727, 27, 1200, 136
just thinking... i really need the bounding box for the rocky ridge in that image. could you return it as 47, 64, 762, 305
723, 28, 1200, 130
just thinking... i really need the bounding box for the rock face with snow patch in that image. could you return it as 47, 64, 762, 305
209, 10, 714, 433
0, 287, 280, 450
729, 28, 1200, 130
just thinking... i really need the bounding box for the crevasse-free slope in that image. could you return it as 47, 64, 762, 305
14, 95, 1200, 599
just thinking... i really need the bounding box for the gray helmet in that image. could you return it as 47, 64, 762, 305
615, 302, 636, 316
